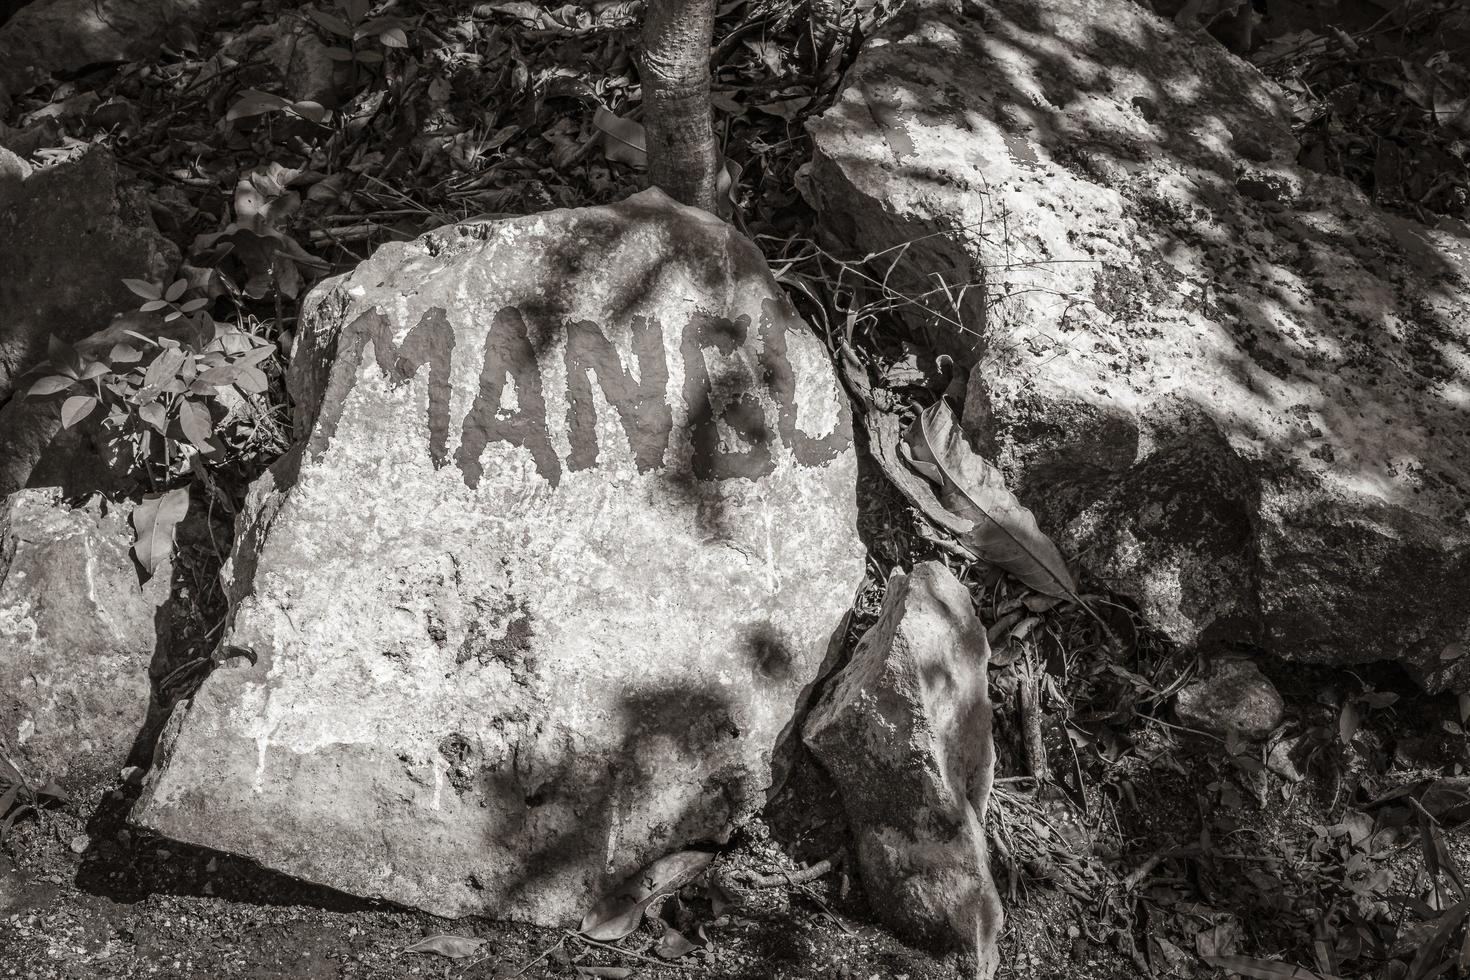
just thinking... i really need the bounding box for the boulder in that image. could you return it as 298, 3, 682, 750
0, 0, 227, 98
805, 0, 1470, 690
1174, 657, 1284, 739
0, 145, 179, 406
804, 561, 1002, 977
0, 489, 170, 788
133, 189, 865, 924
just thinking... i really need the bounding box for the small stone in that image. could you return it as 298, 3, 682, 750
69, 835, 87, 854
1175, 658, 1284, 739
805, 562, 1002, 978
0, 490, 171, 785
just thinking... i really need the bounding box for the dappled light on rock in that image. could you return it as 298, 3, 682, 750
132, 188, 865, 925
806, 0, 1470, 689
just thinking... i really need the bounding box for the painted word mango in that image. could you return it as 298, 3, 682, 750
135, 190, 867, 927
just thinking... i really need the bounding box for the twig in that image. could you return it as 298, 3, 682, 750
729, 852, 843, 889
1018, 656, 1051, 783
466, 935, 563, 978
794, 883, 855, 935
567, 931, 691, 969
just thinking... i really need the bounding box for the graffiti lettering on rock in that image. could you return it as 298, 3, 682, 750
312, 302, 852, 488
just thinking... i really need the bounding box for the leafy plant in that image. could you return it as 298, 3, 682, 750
192, 163, 330, 300
306, 0, 411, 76
27, 288, 278, 485
0, 750, 64, 847
225, 89, 332, 127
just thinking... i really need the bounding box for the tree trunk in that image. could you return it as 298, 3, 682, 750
641, 0, 720, 213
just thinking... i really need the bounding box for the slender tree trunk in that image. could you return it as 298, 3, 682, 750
641, 0, 720, 213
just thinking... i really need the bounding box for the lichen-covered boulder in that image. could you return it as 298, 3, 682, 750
134, 189, 865, 924
0, 146, 178, 405
806, 0, 1470, 689
805, 561, 1001, 977
0, 489, 170, 788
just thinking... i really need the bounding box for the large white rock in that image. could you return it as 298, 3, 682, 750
806, 0, 1470, 689
133, 190, 865, 924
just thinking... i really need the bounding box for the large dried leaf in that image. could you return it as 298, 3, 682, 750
900, 400, 1077, 597
578, 850, 713, 942
131, 487, 189, 580
404, 935, 486, 959
592, 107, 647, 170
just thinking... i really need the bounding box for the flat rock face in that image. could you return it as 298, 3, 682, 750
807, 0, 1470, 688
0, 490, 169, 786
134, 189, 865, 924
804, 562, 1001, 976
0, 146, 179, 405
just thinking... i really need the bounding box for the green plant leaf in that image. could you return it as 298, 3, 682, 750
198, 365, 242, 386
234, 344, 278, 367
80, 360, 112, 380
378, 26, 409, 47
289, 101, 329, 124
234, 365, 270, 393
108, 343, 143, 363
900, 399, 1078, 598
177, 399, 214, 452
142, 348, 187, 393
164, 279, 188, 302
306, 8, 354, 36
121, 278, 161, 300
26, 375, 76, 397
225, 90, 294, 122
139, 402, 168, 432
324, 46, 356, 62
130, 486, 189, 579
60, 394, 97, 428
140, 300, 169, 313
355, 49, 384, 65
